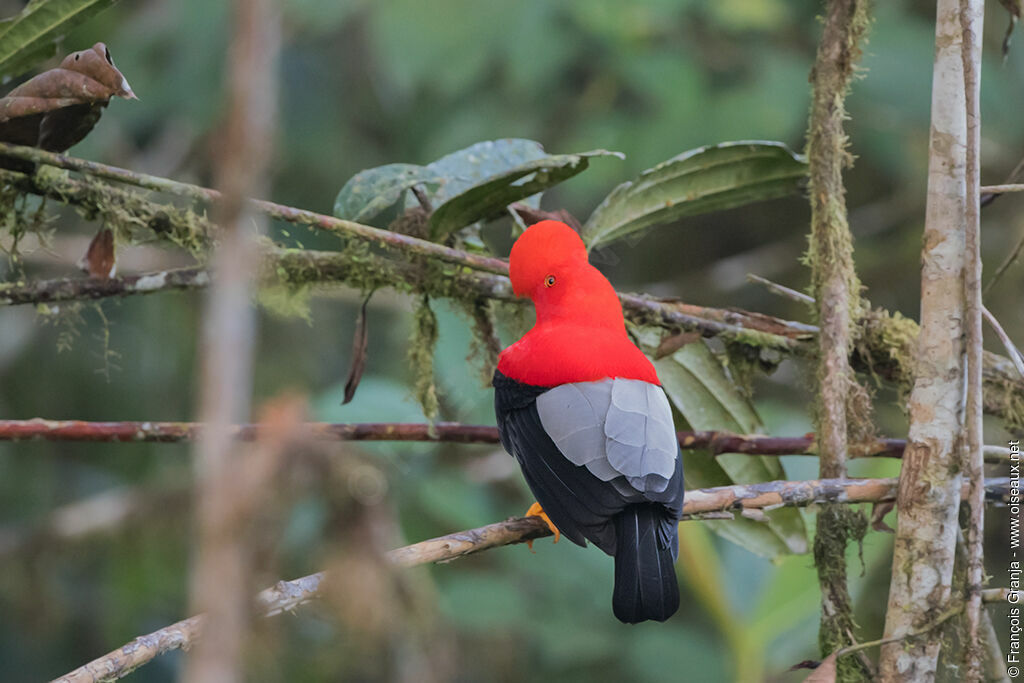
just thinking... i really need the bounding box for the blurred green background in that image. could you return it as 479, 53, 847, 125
0, 1, 1021, 681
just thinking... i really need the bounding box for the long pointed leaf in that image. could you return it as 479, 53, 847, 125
582, 141, 807, 250
0, 0, 119, 83
428, 150, 621, 241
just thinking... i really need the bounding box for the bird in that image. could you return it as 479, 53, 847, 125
492, 219, 685, 624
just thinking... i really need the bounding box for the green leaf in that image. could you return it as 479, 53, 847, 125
634, 328, 808, 558
0, 0, 120, 83
332, 163, 442, 224
582, 140, 807, 250
423, 138, 548, 203
428, 150, 621, 241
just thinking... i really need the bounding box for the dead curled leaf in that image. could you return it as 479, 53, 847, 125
342, 292, 373, 405
0, 42, 136, 168
77, 227, 116, 280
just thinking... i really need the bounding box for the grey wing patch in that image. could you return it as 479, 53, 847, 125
605, 380, 677, 493
535, 381, 617, 481
536, 379, 679, 496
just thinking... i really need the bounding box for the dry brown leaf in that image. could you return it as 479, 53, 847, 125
77, 228, 116, 280
342, 292, 372, 405
0, 42, 136, 168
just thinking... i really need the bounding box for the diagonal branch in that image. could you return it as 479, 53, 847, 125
3, 148, 1024, 429
49, 475, 1012, 683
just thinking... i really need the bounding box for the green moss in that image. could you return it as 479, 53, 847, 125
987, 372, 1024, 435
408, 295, 439, 422
36, 301, 86, 353
32, 172, 212, 254
855, 308, 919, 394
464, 298, 501, 386
258, 283, 313, 322
804, 3, 874, 679
814, 505, 871, 682
0, 185, 53, 277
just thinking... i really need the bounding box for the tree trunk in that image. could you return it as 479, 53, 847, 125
879, 0, 983, 678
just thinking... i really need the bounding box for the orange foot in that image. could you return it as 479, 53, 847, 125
525, 501, 560, 550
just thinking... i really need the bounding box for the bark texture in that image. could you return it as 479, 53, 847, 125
958, 0, 986, 677
879, 0, 983, 678
805, 1, 872, 677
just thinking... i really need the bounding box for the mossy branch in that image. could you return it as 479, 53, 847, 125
2, 147, 1024, 432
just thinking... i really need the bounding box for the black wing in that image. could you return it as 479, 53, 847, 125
493, 371, 683, 555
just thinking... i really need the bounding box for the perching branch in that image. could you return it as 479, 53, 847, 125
51, 614, 205, 683
50, 475, 1012, 683
1, 418, 1015, 463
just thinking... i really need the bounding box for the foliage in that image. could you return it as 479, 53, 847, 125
0, 0, 120, 83
1, 2, 1022, 682
582, 141, 808, 250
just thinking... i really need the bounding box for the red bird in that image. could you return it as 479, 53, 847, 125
493, 220, 685, 623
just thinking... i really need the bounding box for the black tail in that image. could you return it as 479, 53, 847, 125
612, 504, 680, 624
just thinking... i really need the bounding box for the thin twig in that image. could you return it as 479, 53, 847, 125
980, 152, 1024, 206
746, 273, 814, 305
978, 183, 1024, 194
49, 475, 1013, 683
983, 306, 1024, 379
983, 227, 1024, 297
837, 604, 963, 661
981, 588, 1023, 603
831, 588, 1018, 665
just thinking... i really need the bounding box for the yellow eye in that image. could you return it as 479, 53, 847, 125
544, 275, 556, 288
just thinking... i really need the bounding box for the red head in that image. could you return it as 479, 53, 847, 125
508, 221, 623, 328
498, 221, 659, 386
